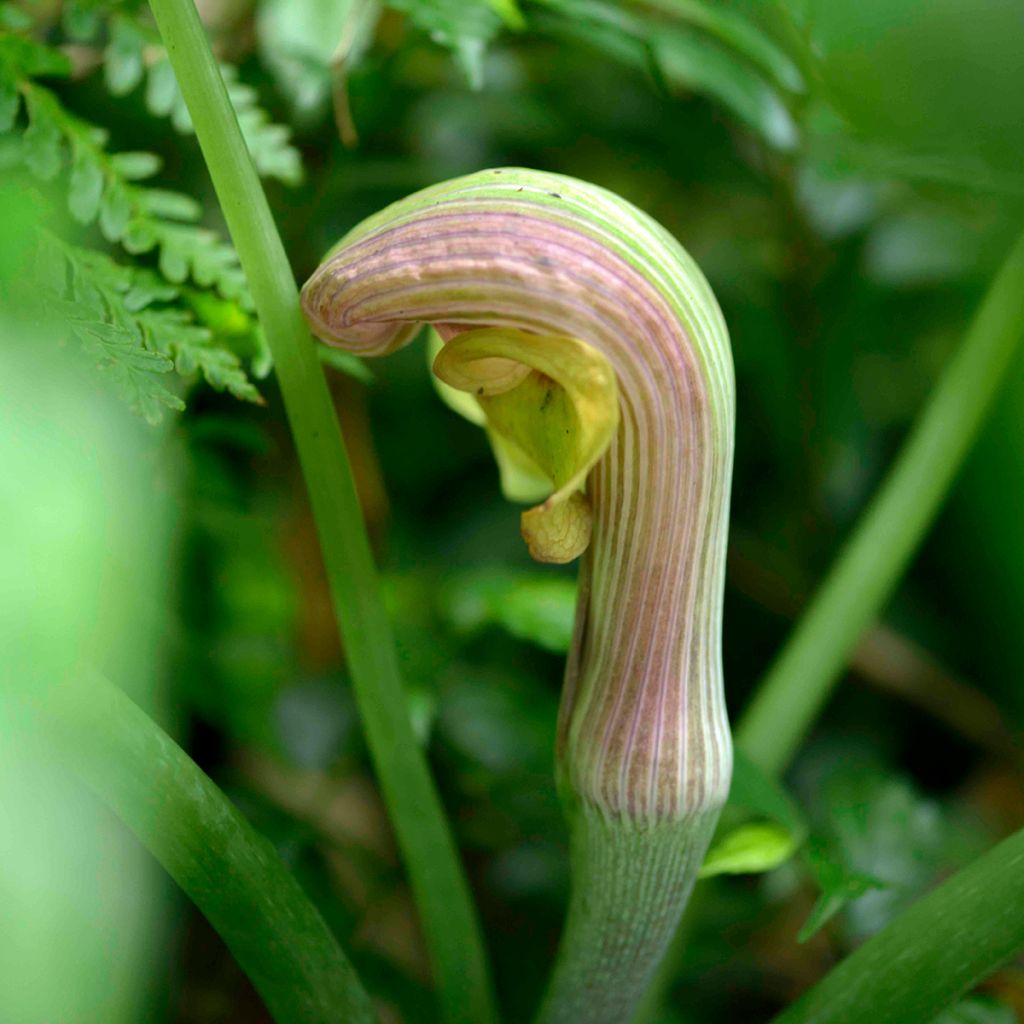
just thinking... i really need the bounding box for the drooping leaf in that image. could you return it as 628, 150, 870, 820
653, 25, 797, 150
258, 0, 381, 136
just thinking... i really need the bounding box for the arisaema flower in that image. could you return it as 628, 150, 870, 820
430, 324, 618, 563
302, 167, 734, 1024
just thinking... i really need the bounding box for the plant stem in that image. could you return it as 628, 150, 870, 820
15, 675, 375, 1024
145, 3, 496, 1021
535, 810, 717, 1024
737, 229, 1024, 776
770, 825, 1024, 1024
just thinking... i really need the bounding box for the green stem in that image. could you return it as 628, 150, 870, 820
145, 3, 496, 1022
770, 825, 1024, 1024
16, 675, 375, 1024
737, 229, 1024, 776
535, 810, 717, 1024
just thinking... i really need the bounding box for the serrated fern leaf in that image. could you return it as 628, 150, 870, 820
98, 6, 303, 185
39, 234, 262, 421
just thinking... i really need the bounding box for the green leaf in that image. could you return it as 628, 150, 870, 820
43, 237, 262, 419
67, 148, 105, 224
104, 15, 146, 96
701, 750, 808, 879
147, 222, 249, 301
121, 218, 159, 254
109, 151, 162, 181
135, 187, 202, 222
0, 34, 71, 77
144, 57, 179, 117
220, 64, 303, 185
384, 0, 503, 88
439, 569, 578, 654
652, 26, 796, 149
796, 765, 986, 943
256, 0, 360, 116
62, 0, 102, 42
699, 822, 799, 879
22, 90, 62, 179
487, 0, 525, 30
642, 0, 803, 93
0, 3, 32, 30
534, 0, 796, 149
98, 179, 132, 241
799, 837, 888, 942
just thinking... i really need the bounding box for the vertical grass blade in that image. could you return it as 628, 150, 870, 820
738, 230, 1024, 776
144, 3, 496, 1021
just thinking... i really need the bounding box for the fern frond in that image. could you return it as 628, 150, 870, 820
85, 2, 303, 185
38, 232, 262, 421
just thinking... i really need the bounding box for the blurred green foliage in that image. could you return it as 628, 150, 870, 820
3, 0, 1024, 1021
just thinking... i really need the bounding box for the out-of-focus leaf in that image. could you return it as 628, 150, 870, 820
637, 0, 803, 92
68, 147, 105, 224
109, 151, 162, 181
104, 15, 146, 96
653, 26, 796, 150
798, 763, 987, 943
702, 749, 808, 879
439, 568, 577, 654
799, 837, 887, 942
436, 669, 555, 775
532, 0, 796, 149
0, 33, 71, 77
62, 0, 102, 42
864, 209, 990, 287
21, 89, 62, 179
699, 822, 798, 879
487, 0, 525, 31
259, 0, 381, 126
385, 0, 504, 88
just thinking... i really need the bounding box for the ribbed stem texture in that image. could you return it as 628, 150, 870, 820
536, 809, 717, 1024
